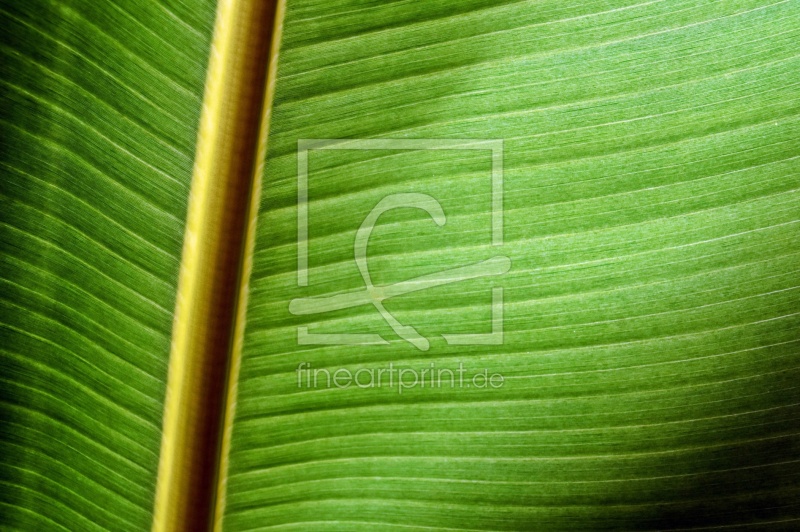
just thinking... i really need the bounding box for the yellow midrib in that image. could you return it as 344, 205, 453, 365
213, 0, 287, 528
152, 0, 283, 530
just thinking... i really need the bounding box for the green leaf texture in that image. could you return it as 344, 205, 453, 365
223, 0, 800, 530
0, 0, 215, 529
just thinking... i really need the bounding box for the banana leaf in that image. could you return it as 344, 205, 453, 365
2, 0, 799, 530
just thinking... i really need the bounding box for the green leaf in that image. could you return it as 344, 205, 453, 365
3, 0, 799, 530
221, 0, 800, 530
0, 0, 216, 529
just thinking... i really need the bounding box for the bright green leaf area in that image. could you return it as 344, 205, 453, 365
225, 0, 800, 530
0, 0, 215, 529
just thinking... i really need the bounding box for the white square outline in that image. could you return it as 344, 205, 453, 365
296, 138, 504, 347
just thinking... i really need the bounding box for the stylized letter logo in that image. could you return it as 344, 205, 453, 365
293, 138, 506, 350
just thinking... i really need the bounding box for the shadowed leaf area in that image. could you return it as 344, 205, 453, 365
0, 0, 215, 529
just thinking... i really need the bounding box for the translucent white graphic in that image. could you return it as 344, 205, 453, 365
292, 139, 506, 350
